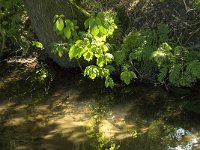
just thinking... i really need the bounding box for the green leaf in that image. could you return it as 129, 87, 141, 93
97, 56, 105, 67
95, 17, 102, 25
113, 51, 126, 65
158, 67, 168, 82
63, 27, 71, 39
101, 44, 109, 52
58, 50, 63, 57
91, 26, 99, 36
91, 46, 97, 53
98, 25, 107, 35
84, 18, 90, 29
89, 17, 95, 28
65, 20, 73, 30
187, 60, 200, 78
105, 65, 116, 73
32, 41, 43, 49
55, 18, 64, 31
120, 71, 137, 85
84, 65, 100, 80
105, 76, 114, 88
69, 45, 78, 60
53, 45, 67, 58
96, 67, 109, 77
83, 51, 93, 61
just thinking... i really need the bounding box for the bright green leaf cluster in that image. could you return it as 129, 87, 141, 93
120, 71, 137, 85
84, 11, 117, 40
84, 65, 114, 88
53, 12, 117, 87
32, 41, 44, 49
53, 15, 78, 40
119, 64, 137, 85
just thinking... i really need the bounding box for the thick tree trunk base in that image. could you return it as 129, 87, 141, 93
23, 0, 88, 68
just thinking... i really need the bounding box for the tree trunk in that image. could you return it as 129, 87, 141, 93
23, 0, 88, 68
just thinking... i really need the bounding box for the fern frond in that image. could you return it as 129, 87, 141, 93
113, 51, 126, 65
123, 32, 143, 50
173, 46, 189, 62
169, 64, 182, 86
186, 60, 200, 79
152, 43, 173, 66
158, 66, 168, 82
157, 23, 171, 43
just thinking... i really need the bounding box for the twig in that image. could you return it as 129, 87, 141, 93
182, 0, 188, 11
77, 59, 84, 72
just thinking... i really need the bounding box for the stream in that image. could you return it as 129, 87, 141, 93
0, 60, 200, 150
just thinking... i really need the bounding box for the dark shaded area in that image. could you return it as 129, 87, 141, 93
79, 0, 200, 47
127, 0, 200, 45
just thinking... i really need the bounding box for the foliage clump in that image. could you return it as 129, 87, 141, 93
52, 10, 200, 88
51, 0, 200, 88
115, 24, 200, 87
53, 11, 118, 88
0, 0, 33, 55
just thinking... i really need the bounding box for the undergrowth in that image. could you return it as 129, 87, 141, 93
115, 24, 200, 87
52, 9, 200, 88
0, 0, 34, 57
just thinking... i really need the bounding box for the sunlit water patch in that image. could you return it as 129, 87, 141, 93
167, 128, 199, 150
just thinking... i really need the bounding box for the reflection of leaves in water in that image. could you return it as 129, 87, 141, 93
148, 120, 165, 140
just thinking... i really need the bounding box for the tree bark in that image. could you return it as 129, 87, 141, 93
23, 0, 88, 68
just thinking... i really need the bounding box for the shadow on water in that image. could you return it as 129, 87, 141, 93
115, 85, 200, 150
0, 60, 200, 150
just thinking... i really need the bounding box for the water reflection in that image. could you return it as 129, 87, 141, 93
167, 128, 199, 150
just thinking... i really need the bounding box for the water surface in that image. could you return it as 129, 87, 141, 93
0, 61, 199, 150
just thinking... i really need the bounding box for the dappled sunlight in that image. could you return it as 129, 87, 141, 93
0, 102, 15, 114
45, 99, 91, 143
4, 117, 26, 126
0, 97, 90, 149
7, 57, 37, 70
100, 119, 135, 140
0, 62, 200, 149
1, 0, 200, 149
14, 104, 28, 111
34, 105, 49, 113
99, 103, 137, 140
